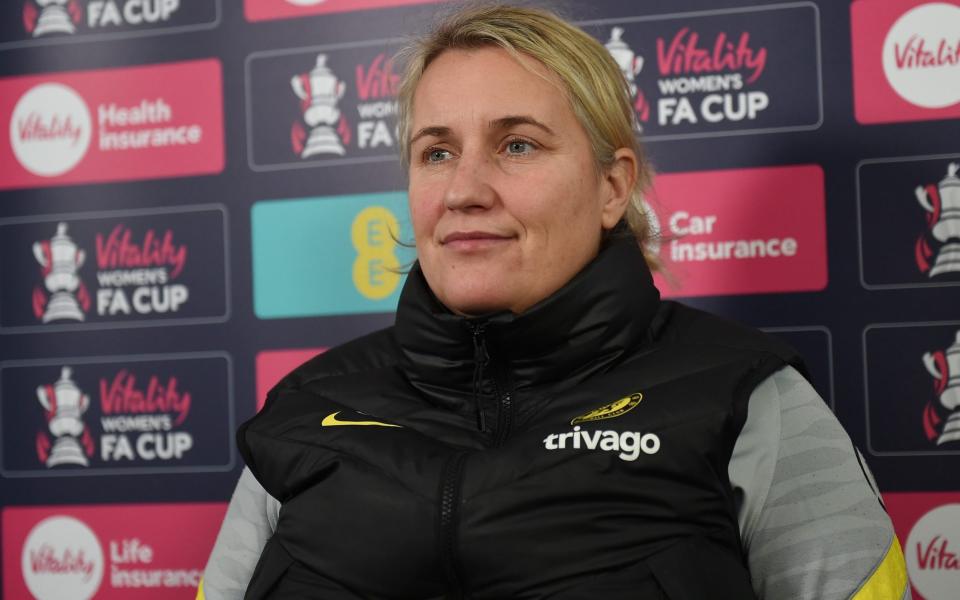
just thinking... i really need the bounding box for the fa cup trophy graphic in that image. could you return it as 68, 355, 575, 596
291, 54, 347, 158
33, 222, 87, 323
915, 162, 960, 277
36, 366, 91, 467
27, 0, 78, 37
605, 27, 649, 127
922, 331, 960, 445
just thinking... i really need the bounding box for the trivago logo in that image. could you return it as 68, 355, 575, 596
244, 0, 445, 22
0, 59, 223, 189
0, 206, 229, 332
2, 504, 226, 599
649, 164, 828, 297
8, 1, 220, 48
886, 493, 960, 599
252, 192, 415, 318
247, 41, 405, 170
584, 3, 821, 140
0, 354, 233, 477
851, 0, 960, 124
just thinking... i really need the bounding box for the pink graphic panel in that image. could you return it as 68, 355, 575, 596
245, 0, 447, 22
885, 492, 960, 600
3, 503, 226, 599
651, 164, 828, 298
0, 59, 224, 190
851, 0, 960, 124
255, 348, 326, 410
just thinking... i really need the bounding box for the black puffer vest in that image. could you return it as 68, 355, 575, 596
238, 237, 803, 599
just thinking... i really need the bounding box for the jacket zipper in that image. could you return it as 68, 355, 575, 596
470, 324, 489, 433
438, 451, 467, 599
468, 323, 514, 445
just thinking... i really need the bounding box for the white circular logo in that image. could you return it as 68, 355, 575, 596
9, 83, 92, 177
21, 515, 104, 600
882, 2, 960, 108
905, 503, 960, 599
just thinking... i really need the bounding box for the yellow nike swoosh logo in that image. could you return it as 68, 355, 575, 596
321, 411, 401, 428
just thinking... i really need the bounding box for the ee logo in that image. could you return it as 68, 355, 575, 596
351, 206, 401, 300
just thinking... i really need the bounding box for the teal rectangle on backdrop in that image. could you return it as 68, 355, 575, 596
252, 192, 415, 318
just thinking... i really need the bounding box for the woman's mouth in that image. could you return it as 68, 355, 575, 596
440, 231, 515, 251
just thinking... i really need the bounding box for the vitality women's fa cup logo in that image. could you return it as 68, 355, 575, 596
35, 366, 95, 467
922, 331, 960, 446
605, 27, 649, 127
22, 0, 82, 37
32, 221, 90, 323
290, 53, 349, 158
915, 162, 960, 277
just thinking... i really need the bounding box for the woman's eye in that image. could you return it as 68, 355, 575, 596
505, 139, 535, 155
424, 148, 452, 163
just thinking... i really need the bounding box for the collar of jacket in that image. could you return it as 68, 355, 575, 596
394, 234, 662, 409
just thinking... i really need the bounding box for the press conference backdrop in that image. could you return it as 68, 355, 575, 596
0, 0, 957, 597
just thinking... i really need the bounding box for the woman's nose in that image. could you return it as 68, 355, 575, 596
442, 151, 497, 211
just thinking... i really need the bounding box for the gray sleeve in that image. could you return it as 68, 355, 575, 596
200, 467, 280, 600
729, 366, 910, 600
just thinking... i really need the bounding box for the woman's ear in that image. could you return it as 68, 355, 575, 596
601, 147, 638, 230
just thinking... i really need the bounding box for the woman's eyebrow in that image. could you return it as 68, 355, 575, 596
409, 116, 555, 150
490, 115, 556, 136
409, 126, 450, 148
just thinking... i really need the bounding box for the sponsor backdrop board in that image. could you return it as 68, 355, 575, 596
2, 503, 226, 599
0, 0, 958, 597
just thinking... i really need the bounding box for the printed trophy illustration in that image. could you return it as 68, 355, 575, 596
33, 222, 86, 322
36, 366, 90, 467
291, 54, 347, 157
923, 331, 960, 445
916, 162, 960, 277
605, 26, 647, 127
32, 0, 76, 37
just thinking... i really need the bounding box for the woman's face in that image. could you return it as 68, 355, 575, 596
408, 47, 633, 315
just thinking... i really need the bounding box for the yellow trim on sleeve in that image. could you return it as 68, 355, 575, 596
852, 535, 908, 600
196, 577, 205, 600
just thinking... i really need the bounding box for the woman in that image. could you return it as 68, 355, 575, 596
201, 5, 908, 599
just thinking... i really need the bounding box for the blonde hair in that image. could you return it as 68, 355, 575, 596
396, 3, 659, 269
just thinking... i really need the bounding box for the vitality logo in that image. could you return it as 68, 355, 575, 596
585, 3, 821, 140
9, 0, 219, 49
247, 42, 402, 170
0, 354, 233, 477
851, 0, 960, 124
3, 504, 225, 599
0, 207, 228, 332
